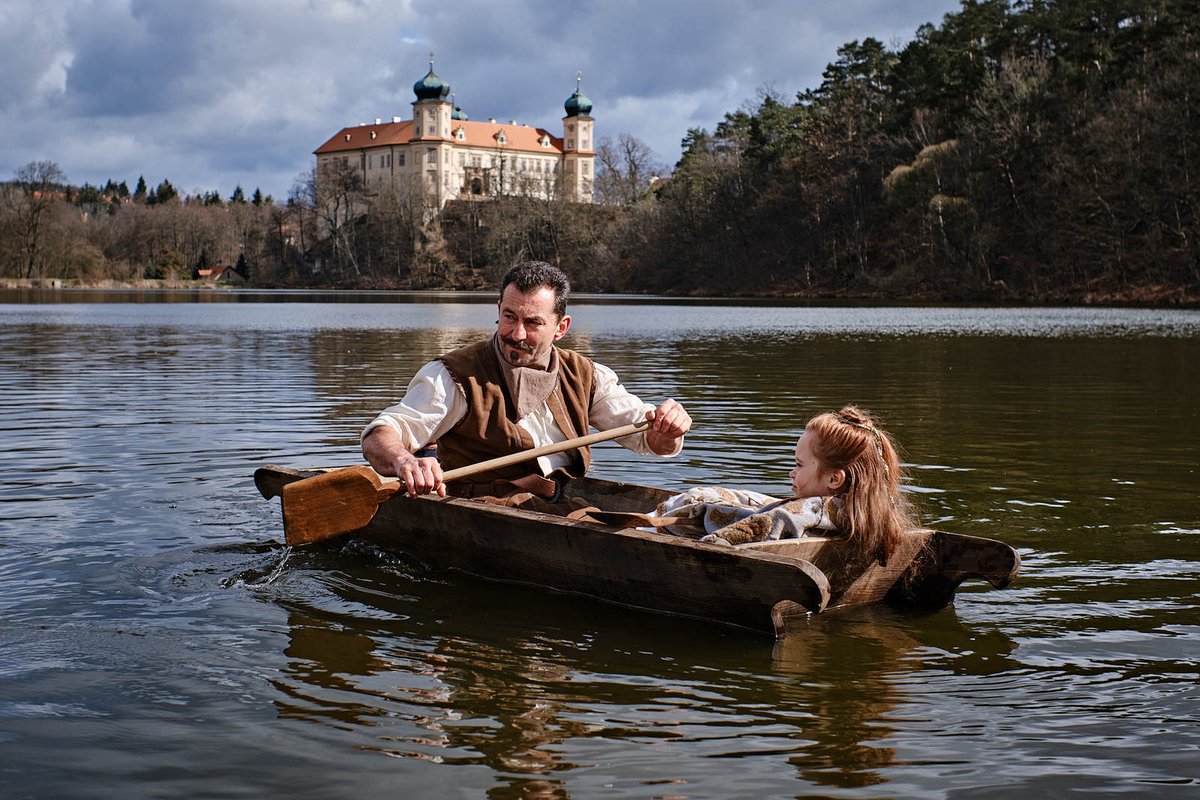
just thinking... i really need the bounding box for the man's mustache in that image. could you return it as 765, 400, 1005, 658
500, 336, 535, 353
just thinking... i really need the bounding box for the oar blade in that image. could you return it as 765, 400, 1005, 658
281, 466, 393, 546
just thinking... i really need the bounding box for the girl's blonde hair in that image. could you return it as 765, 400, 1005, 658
804, 405, 918, 564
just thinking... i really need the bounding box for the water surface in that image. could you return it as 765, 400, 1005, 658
1, 292, 1197, 798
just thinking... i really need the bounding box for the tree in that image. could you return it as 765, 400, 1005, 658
745, 93, 809, 175
293, 162, 367, 277
7, 161, 68, 279
231, 185, 246, 204
195, 248, 212, 275
145, 179, 177, 206
359, 176, 428, 281
595, 133, 665, 206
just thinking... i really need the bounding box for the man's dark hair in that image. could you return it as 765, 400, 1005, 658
500, 261, 571, 318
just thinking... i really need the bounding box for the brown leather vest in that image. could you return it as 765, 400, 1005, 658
437, 340, 595, 496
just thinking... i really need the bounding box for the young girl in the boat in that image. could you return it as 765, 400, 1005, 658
656, 405, 917, 565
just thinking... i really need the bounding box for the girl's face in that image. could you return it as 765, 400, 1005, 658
790, 431, 841, 498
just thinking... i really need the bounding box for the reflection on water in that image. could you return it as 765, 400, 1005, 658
264, 545, 1028, 797
1, 296, 1198, 797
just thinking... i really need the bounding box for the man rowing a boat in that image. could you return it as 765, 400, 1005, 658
361, 260, 692, 505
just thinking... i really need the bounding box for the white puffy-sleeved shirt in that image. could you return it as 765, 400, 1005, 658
362, 358, 680, 476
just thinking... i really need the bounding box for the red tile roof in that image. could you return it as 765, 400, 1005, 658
315, 120, 414, 154
315, 118, 578, 156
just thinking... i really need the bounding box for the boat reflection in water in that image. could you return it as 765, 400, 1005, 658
271, 550, 1018, 796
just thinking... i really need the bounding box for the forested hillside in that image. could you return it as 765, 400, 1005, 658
627, 0, 1199, 300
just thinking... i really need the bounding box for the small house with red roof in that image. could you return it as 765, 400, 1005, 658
197, 264, 245, 284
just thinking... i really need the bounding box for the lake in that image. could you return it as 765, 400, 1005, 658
1, 290, 1197, 798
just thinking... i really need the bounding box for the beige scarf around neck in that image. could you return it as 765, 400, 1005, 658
493, 334, 560, 421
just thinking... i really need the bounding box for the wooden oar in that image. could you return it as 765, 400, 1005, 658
280, 418, 652, 546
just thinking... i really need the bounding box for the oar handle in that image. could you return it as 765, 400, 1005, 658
277, 418, 655, 545
441, 418, 652, 482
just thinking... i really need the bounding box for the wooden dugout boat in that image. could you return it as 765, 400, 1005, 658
255, 465, 1020, 637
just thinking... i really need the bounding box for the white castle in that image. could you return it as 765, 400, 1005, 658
315, 56, 595, 207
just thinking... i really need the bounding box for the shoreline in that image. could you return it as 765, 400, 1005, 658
4, 278, 1198, 308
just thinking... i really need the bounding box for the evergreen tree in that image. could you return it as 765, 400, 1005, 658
154, 179, 177, 204
195, 248, 211, 276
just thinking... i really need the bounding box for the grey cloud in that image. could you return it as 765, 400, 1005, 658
0, 5, 69, 109
2, 0, 960, 198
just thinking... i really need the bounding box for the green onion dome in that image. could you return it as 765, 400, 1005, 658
564, 87, 593, 117
413, 64, 450, 101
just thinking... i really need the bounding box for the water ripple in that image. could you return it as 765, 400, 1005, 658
2, 298, 1199, 797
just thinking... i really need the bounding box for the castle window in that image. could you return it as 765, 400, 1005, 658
398, 153, 405, 167
567, 139, 574, 149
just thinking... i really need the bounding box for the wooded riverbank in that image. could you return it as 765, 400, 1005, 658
4, 1, 1197, 305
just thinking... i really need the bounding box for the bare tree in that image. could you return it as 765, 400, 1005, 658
296, 161, 368, 276
361, 175, 429, 281
9, 161, 68, 279
595, 133, 665, 206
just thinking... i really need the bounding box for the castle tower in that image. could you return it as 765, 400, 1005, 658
562, 72, 595, 203
411, 53, 453, 204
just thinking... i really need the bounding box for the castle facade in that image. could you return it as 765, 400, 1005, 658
314, 58, 595, 207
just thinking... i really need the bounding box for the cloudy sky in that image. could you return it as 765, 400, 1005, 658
2, 0, 963, 201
